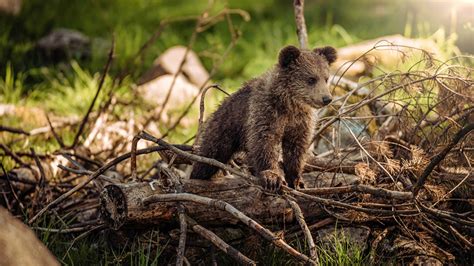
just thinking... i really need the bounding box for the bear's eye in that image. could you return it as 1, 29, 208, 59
307, 77, 318, 85
325, 77, 329, 83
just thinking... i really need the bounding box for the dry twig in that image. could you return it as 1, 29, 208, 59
286, 197, 318, 264
70, 37, 115, 148
186, 215, 255, 266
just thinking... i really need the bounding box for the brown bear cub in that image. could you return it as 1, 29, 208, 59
190, 45, 337, 191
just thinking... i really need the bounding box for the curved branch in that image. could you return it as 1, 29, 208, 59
413, 123, 474, 197
143, 193, 316, 265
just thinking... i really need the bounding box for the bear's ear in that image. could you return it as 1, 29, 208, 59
279, 45, 300, 68
314, 46, 337, 64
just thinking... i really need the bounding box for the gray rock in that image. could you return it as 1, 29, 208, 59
0, 0, 22, 15
36, 28, 91, 62
139, 45, 210, 87
315, 119, 370, 156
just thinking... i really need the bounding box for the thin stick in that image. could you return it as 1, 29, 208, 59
293, 0, 308, 49
0, 163, 25, 211
141, 8, 211, 130
151, 29, 199, 127
195, 84, 229, 147
0, 143, 27, 166
57, 164, 118, 184
0, 171, 37, 185
130, 135, 140, 180
286, 198, 318, 264
415, 200, 474, 227
0, 125, 30, 135
30, 147, 47, 210
287, 218, 335, 241
186, 216, 255, 266
70, 37, 115, 148
412, 123, 474, 197
30, 148, 46, 187
29, 117, 79, 136
58, 151, 102, 167
45, 114, 65, 148
300, 184, 412, 200
33, 224, 104, 233
448, 225, 474, 249
176, 205, 187, 266
288, 188, 417, 216
143, 194, 315, 265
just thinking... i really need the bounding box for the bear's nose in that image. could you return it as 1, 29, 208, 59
322, 96, 332, 105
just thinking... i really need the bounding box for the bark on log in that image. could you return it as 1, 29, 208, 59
100, 172, 359, 229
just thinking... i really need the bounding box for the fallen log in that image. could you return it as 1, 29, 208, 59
100, 172, 359, 229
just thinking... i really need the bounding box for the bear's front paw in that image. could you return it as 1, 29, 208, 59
287, 176, 305, 190
260, 170, 287, 192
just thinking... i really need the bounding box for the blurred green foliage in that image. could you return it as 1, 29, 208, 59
1, 0, 472, 76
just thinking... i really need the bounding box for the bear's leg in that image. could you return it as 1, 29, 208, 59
190, 142, 237, 179
247, 116, 286, 191
190, 128, 240, 180
282, 124, 311, 189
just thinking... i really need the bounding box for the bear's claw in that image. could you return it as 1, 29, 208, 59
260, 170, 286, 192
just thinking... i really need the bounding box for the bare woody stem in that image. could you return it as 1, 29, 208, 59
71, 37, 115, 148
176, 205, 187, 266
300, 184, 412, 200
293, 0, 308, 49
286, 198, 318, 264
0, 125, 30, 135
195, 84, 229, 148
185, 215, 256, 266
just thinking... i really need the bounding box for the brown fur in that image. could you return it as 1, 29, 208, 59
190, 45, 337, 189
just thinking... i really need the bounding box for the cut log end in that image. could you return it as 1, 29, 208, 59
100, 185, 127, 229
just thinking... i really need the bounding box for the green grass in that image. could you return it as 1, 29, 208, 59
33, 217, 367, 266
236, 227, 369, 266
317, 230, 368, 266
33, 214, 167, 266
44, 230, 165, 266
0, 62, 27, 104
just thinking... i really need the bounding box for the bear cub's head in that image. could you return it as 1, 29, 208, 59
277, 45, 337, 108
